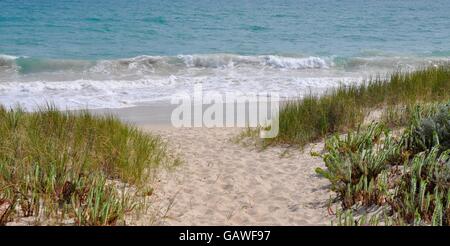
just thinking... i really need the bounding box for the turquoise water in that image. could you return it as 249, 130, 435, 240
2, 0, 450, 58
1, 0, 450, 109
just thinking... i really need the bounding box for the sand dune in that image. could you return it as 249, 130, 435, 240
135, 126, 333, 226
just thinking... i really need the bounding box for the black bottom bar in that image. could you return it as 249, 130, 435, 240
1, 226, 450, 244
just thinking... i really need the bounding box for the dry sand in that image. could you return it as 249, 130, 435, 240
134, 126, 333, 226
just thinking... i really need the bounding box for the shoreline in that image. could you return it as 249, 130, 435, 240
3, 67, 449, 225
85, 99, 288, 127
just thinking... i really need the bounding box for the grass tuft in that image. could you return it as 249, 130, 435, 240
0, 106, 175, 225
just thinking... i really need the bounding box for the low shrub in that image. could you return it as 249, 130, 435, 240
315, 123, 403, 208
317, 103, 450, 225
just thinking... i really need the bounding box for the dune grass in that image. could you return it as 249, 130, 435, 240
0, 106, 175, 225
268, 66, 450, 146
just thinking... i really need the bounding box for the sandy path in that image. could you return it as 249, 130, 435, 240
138, 126, 333, 225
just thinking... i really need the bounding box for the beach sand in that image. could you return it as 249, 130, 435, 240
131, 125, 333, 226
3, 103, 334, 226
85, 104, 334, 225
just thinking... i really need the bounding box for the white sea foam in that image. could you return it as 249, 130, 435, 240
177, 54, 331, 69
261, 55, 331, 69
0, 74, 361, 110
0, 54, 18, 60
0, 54, 17, 67
0, 53, 448, 111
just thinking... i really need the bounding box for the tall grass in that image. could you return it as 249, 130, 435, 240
270, 66, 450, 146
0, 106, 175, 225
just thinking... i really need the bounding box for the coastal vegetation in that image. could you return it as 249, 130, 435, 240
0, 107, 176, 225
316, 102, 450, 225
255, 65, 450, 225
269, 65, 450, 147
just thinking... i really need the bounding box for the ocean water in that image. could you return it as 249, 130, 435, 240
1, 0, 450, 110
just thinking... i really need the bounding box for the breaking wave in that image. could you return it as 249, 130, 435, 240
1, 53, 449, 111
0, 54, 332, 76
2, 53, 449, 76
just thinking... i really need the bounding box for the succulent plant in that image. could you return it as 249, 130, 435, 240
392, 147, 450, 225
316, 102, 450, 225
406, 103, 450, 153
316, 123, 403, 208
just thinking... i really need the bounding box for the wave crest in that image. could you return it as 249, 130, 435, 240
0, 54, 332, 76
178, 54, 330, 69
2, 53, 449, 77
262, 55, 330, 69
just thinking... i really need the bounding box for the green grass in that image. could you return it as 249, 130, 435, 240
268, 65, 450, 146
0, 106, 176, 225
